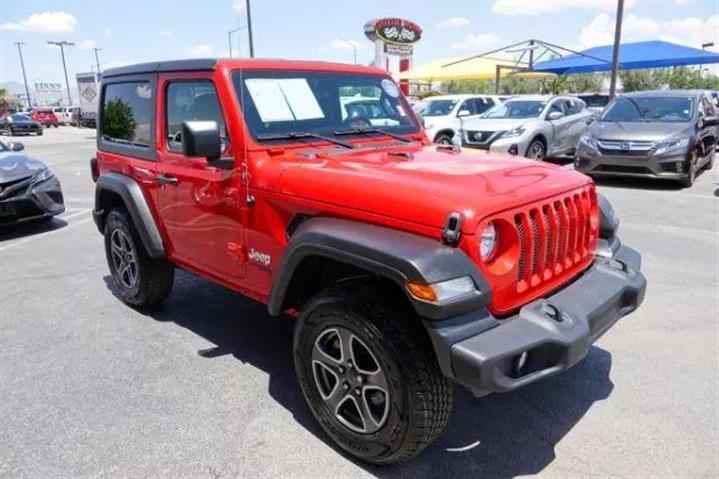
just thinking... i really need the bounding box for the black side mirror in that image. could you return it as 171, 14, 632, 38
8, 142, 24, 152
585, 116, 595, 125
181, 121, 234, 169
702, 116, 719, 127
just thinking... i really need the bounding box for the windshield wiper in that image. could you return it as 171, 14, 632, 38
256, 131, 354, 149
333, 127, 413, 143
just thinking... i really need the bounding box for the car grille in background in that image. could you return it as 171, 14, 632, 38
596, 139, 655, 156
465, 130, 505, 145
0, 176, 33, 200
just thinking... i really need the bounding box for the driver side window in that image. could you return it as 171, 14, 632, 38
548, 100, 565, 116
166, 80, 227, 153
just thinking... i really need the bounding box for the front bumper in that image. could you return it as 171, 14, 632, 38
425, 241, 646, 397
575, 143, 687, 180
0, 175, 65, 226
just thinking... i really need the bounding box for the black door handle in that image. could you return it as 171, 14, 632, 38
157, 174, 179, 186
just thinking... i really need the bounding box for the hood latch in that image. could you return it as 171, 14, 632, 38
442, 212, 462, 246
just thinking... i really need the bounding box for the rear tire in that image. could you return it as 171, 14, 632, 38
103, 208, 174, 307
294, 285, 453, 465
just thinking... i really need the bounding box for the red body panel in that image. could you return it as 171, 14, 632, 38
96, 58, 598, 315
30, 109, 58, 126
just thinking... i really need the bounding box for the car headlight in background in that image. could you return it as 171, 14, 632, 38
32, 168, 55, 184
479, 222, 498, 261
580, 134, 599, 150
502, 127, 525, 139
653, 137, 689, 156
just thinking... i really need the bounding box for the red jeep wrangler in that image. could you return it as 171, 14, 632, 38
92, 59, 646, 464
30, 108, 59, 128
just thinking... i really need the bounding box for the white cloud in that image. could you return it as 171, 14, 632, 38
158, 30, 172, 37
186, 44, 214, 57
434, 17, 471, 30
77, 39, 97, 50
232, 0, 246, 11
451, 33, 502, 51
492, 0, 636, 16
579, 13, 719, 50
329, 38, 366, 51
1, 11, 77, 33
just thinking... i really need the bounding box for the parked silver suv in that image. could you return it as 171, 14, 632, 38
459, 95, 593, 160
575, 90, 718, 187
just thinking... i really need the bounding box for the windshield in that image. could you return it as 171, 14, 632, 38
602, 96, 695, 123
232, 70, 419, 142
422, 99, 458, 117
578, 95, 609, 108
483, 100, 546, 119
10, 114, 31, 122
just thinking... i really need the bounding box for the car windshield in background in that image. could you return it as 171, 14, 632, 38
483, 100, 546, 119
422, 99, 458, 117
232, 70, 419, 141
578, 95, 609, 108
10, 114, 31, 122
602, 96, 695, 123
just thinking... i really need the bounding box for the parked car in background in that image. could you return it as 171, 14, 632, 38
0, 140, 65, 225
340, 96, 401, 127
420, 94, 502, 145
0, 114, 43, 136
575, 93, 610, 115
52, 106, 80, 125
460, 95, 593, 160
30, 109, 59, 128
575, 90, 717, 187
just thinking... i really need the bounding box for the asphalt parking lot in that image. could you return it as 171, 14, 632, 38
1, 126, 717, 478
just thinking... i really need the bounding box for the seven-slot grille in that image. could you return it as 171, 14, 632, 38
513, 187, 596, 294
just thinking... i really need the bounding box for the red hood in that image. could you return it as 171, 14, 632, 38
276, 144, 592, 233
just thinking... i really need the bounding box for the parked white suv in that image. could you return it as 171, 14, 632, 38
52, 106, 80, 125
421, 94, 502, 145
459, 95, 593, 160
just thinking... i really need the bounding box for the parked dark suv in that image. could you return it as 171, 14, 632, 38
575, 90, 718, 187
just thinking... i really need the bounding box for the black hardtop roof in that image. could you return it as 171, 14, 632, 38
102, 59, 217, 78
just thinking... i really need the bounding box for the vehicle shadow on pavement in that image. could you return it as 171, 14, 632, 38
0, 217, 68, 243
103, 271, 614, 478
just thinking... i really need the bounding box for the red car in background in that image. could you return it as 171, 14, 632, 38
30, 109, 59, 128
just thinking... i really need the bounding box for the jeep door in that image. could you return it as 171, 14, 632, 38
155, 72, 246, 279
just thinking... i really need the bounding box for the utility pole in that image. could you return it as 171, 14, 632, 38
339, 38, 357, 64
608, 0, 625, 100
47, 40, 75, 105
246, 0, 255, 58
93, 47, 102, 73
14, 42, 32, 108
228, 24, 244, 57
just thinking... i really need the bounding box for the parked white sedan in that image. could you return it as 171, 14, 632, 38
420, 94, 502, 145
459, 95, 593, 160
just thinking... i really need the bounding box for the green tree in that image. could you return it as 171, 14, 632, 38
102, 98, 136, 141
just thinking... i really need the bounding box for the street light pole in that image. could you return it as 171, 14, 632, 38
608, 0, 625, 100
93, 47, 102, 74
699, 42, 714, 80
339, 38, 357, 64
47, 40, 75, 106
246, 0, 255, 58
14, 42, 32, 108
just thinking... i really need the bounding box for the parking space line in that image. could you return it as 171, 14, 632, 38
0, 209, 93, 251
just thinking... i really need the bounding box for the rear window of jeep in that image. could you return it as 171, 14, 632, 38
101, 82, 153, 146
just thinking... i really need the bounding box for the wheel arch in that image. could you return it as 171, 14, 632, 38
94, 172, 165, 258
268, 217, 490, 320
433, 129, 456, 143
526, 133, 548, 156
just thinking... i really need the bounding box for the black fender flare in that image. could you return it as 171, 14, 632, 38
94, 172, 165, 258
268, 217, 491, 320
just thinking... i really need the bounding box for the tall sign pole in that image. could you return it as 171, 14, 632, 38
93, 47, 102, 73
245, 0, 255, 58
609, 0, 625, 100
48, 40, 75, 105
14, 42, 32, 108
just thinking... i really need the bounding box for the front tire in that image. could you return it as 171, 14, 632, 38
434, 132, 453, 145
104, 208, 174, 307
525, 138, 546, 160
680, 151, 697, 188
294, 285, 452, 465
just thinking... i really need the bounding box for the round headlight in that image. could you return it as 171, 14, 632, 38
479, 222, 498, 261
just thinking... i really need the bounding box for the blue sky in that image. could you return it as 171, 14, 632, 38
1, 0, 717, 87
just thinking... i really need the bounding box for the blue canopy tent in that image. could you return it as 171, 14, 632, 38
533, 40, 719, 74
